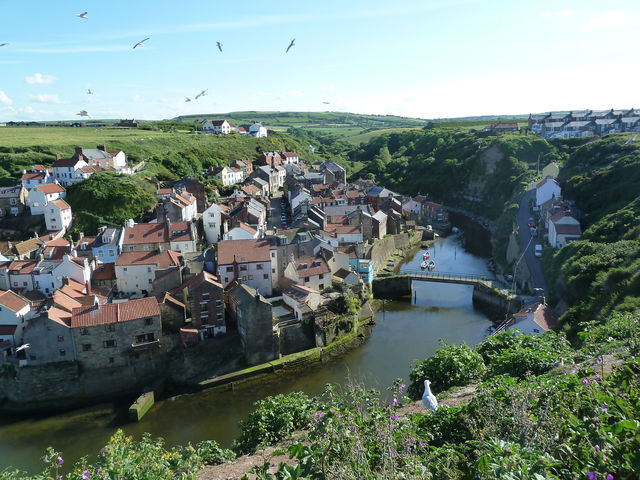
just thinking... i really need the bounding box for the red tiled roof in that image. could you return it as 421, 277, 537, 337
70, 297, 160, 328
242, 185, 260, 195
21, 172, 46, 181
555, 224, 582, 235
116, 250, 182, 268
8, 260, 37, 274
217, 239, 273, 265
282, 152, 298, 158
335, 225, 361, 234
168, 221, 193, 243
92, 263, 116, 280
238, 222, 257, 235
0, 290, 30, 312
52, 199, 71, 210
53, 290, 83, 313
294, 256, 330, 277
533, 304, 558, 331
123, 223, 168, 245
157, 188, 172, 195
47, 238, 72, 247
35, 183, 66, 195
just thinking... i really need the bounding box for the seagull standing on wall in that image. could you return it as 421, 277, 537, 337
133, 37, 150, 49
422, 379, 438, 411
286, 38, 296, 53
76, 12, 88, 19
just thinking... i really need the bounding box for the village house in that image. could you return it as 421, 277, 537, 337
44, 198, 72, 233
122, 221, 170, 252
217, 238, 275, 296
27, 182, 66, 215
173, 271, 226, 338
282, 284, 321, 321
156, 191, 197, 223
284, 256, 331, 292
91, 263, 116, 291
259, 152, 283, 166
535, 177, 561, 209
507, 302, 558, 336
282, 152, 300, 165
168, 221, 198, 253
321, 160, 347, 184
75, 145, 129, 173
5, 254, 91, 296
174, 177, 209, 213
0, 185, 27, 217
203, 203, 230, 244
224, 222, 260, 241
548, 213, 581, 249
115, 250, 183, 296
21, 167, 52, 190
231, 159, 254, 176
248, 122, 268, 138
87, 227, 124, 263
201, 119, 232, 135
226, 282, 276, 365
0, 289, 31, 345
51, 154, 89, 186
372, 210, 388, 239
209, 166, 244, 187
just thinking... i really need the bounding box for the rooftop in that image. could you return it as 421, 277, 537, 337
70, 297, 160, 328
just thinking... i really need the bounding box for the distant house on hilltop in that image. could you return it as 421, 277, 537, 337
201, 119, 232, 134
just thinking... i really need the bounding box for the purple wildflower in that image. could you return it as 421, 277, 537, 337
82, 471, 91, 480
337, 413, 343, 418
314, 411, 325, 421
56, 456, 64, 465
587, 470, 597, 480
418, 441, 426, 448
600, 403, 608, 412
400, 384, 406, 390
602, 454, 607, 462
595, 374, 602, 382
596, 355, 604, 363
606, 474, 614, 480
582, 378, 589, 385
391, 397, 398, 407
391, 415, 400, 422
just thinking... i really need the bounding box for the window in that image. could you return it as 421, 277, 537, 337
148, 278, 153, 284
12, 282, 17, 287
256, 264, 264, 270
263, 274, 269, 280
123, 267, 128, 272
59, 349, 66, 356
319, 274, 324, 279
271, 252, 275, 257
57, 335, 64, 342
215, 299, 222, 307
109, 357, 115, 364
80, 327, 89, 335
103, 339, 116, 348
109, 250, 115, 256
319, 284, 325, 290
304, 277, 309, 283
145, 318, 153, 325
105, 324, 115, 332
217, 313, 223, 320
9, 198, 16, 205
226, 266, 233, 272
248, 275, 254, 280
533, 328, 540, 333
200, 303, 208, 312
147, 266, 152, 273
240, 265, 247, 272
202, 292, 210, 299
82, 344, 92, 352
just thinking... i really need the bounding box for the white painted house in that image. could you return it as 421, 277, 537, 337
212, 166, 243, 186
21, 167, 52, 190
203, 203, 229, 244
223, 222, 260, 241
216, 239, 275, 296
282, 284, 321, 320
45, 199, 72, 232
27, 183, 66, 215
0, 289, 31, 344
52, 156, 89, 186
507, 302, 558, 336
284, 256, 331, 292
202, 120, 232, 134
535, 177, 561, 209
249, 122, 268, 138
548, 213, 581, 249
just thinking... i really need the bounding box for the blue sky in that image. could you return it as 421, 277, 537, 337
1, 0, 639, 121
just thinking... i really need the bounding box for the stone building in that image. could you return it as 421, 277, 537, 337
173, 271, 226, 337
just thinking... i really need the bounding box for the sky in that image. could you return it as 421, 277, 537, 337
1, 0, 639, 122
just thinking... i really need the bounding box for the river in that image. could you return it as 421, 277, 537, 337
0, 232, 495, 472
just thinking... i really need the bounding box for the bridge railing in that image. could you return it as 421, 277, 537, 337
377, 269, 492, 283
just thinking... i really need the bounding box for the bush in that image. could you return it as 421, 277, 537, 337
195, 440, 235, 466
408, 342, 486, 398
233, 392, 314, 455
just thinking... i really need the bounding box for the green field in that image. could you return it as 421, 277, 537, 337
0, 126, 169, 148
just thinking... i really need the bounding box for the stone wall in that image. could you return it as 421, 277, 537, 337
472, 283, 521, 321
372, 275, 412, 299
278, 321, 315, 355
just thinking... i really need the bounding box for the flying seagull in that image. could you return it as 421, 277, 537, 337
87, 89, 94, 95
422, 379, 438, 411
286, 38, 295, 53
322, 101, 330, 105
185, 97, 191, 102
195, 89, 207, 100
133, 37, 150, 49
624, 134, 638, 145
216, 42, 223, 52
15, 344, 31, 353
309, 144, 316, 154
76, 110, 90, 117
0, 43, 8, 47
76, 11, 88, 19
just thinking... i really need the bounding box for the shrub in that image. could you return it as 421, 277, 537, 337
233, 392, 314, 455
195, 440, 235, 466
408, 342, 486, 398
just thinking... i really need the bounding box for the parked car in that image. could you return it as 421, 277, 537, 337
534, 244, 543, 258
530, 227, 538, 237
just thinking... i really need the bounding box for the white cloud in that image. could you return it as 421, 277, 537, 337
30, 94, 64, 104
0, 91, 12, 105
583, 9, 630, 33
25, 73, 57, 85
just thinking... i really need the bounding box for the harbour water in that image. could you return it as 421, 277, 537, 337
0, 232, 495, 472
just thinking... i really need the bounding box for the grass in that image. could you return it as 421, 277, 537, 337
0, 127, 169, 148
344, 127, 424, 145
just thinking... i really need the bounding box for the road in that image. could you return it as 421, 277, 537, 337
517, 189, 548, 294
268, 193, 288, 230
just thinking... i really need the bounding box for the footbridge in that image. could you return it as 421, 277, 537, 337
373, 270, 521, 318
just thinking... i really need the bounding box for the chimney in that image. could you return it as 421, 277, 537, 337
85, 280, 92, 296
97, 145, 106, 152
55, 154, 61, 161
74, 146, 83, 156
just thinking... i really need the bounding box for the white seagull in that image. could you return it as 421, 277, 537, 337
76, 110, 90, 117
422, 379, 438, 411
216, 42, 223, 53
286, 38, 296, 53
195, 89, 207, 100
133, 37, 150, 49
185, 97, 191, 102
15, 344, 31, 353
309, 144, 316, 154
624, 134, 638, 145
76, 11, 88, 19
